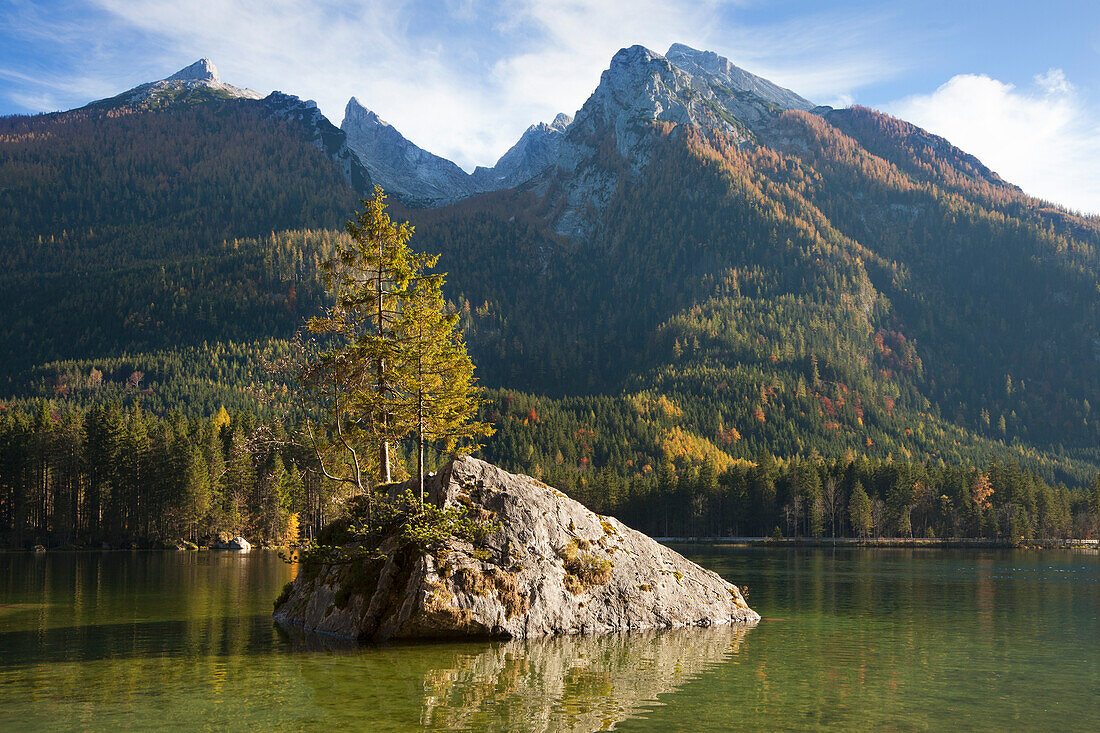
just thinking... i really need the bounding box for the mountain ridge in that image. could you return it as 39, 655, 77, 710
87, 58, 264, 109
3, 42, 1100, 497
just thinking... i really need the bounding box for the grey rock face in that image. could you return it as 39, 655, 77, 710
665, 43, 815, 113
262, 92, 372, 193
471, 114, 572, 192
165, 58, 220, 83
342, 98, 480, 206
274, 456, 758, 641
103, 58, 264, 107
543, 43, 816, 240
338, 43, 814, 216
342, 98, 572, 206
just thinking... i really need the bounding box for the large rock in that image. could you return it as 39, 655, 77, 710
274, 456, 758, 641
215, 536, 251, 551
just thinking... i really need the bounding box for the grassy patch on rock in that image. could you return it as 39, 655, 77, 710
559, 539, 612, 594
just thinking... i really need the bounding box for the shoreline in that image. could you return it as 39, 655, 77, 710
6, 538, 1099, 552
657, 537, 1100, 550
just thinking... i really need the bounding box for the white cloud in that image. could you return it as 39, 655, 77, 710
888, 70, 1100, 214
1035, 68, 1072, 95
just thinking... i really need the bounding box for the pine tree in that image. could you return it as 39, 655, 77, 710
183, 446, 211, 541
298, 187, 418, 512
849, 481, 872, 538
1089, 474, 1100, 537
393, 272, 493, 500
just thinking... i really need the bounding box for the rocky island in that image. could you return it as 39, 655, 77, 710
274, 456, 759, 641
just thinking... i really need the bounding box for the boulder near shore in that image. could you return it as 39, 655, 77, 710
274, 456, 758, 641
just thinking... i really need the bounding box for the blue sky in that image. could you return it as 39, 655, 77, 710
3, 0, 1099, 212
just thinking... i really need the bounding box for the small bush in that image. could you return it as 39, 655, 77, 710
488, 567, 529, 619
290, 490, 498, 567
454, 566, 492, 596
559, 539, 612, 593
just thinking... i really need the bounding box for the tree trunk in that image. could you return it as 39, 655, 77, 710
377, 236, 391, 485
417, 388, 425, 503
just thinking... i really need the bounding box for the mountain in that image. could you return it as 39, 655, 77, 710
341, 97, 572, 205
524, 43, 821, 239
470, 113, 572, 191
0, 59, 362, 388
341, 97, 480, 205
87, 58, 264, 109
2, 44, 1100, 497
400, 42, 1100, 485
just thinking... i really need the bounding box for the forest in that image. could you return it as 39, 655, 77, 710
4, 90, 1100, 547
1, 398, 1097, 548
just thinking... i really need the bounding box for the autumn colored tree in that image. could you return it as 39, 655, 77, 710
296, 187, 418, 520
392, 269, 493, 500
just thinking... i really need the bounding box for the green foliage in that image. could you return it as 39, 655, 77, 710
0, 102, 357, 375
292, 489, 497, 567
397, 490, 497, 551
294, 187, 492, 501
393, 265, 494, 498
4, 84, 1100, 546
0, 401, 316, 548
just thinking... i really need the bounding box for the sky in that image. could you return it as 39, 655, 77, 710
3, 0, 1100, 213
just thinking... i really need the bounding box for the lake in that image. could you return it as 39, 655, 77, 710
1, 547, 1097, 731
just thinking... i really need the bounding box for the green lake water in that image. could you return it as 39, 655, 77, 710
1, 547, 1097, 731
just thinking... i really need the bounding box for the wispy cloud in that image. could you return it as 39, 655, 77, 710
887, 70, 1100, 214
1, 0, 914, 170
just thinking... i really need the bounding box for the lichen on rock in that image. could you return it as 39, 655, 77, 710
274, 456, 758, 641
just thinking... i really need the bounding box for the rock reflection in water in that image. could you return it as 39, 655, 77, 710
421, 626, 755, 731
284, 624, 754, 731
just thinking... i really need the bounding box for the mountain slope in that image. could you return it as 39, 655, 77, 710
2, 45, 1100, 492
399, 44, 1100, 480
0, 62, 362, 374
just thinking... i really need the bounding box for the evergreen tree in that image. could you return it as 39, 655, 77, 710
849, 481, 872, 538
393, 271, 493, 500
297, 187, 419, 514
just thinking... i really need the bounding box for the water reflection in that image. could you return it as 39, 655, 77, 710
286, 625, 753, 732
2, 549, 1098, 731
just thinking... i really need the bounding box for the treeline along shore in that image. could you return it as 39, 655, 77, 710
2, 400, 1099, 549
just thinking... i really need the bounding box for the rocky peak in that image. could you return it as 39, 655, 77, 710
581, 45, 696, 127
344, 97, 385, 127
569, 42, 818, 147
545, 44, 740, 239
551, 112, 573, 131
165, 58, 220, 84
88, 57, 262, 110
472, 113, 574, 191
566, 43, 750, 160
342, 96, 478, 206
665, 43, 814, 111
